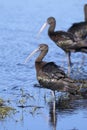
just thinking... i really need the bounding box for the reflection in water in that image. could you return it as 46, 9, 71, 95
46, 93, 87, 130
48, 95, 73, 130
33, 59, 87, 130
0, 0, 87, 130
1, 86, 87, 130
48, 99, 57, 130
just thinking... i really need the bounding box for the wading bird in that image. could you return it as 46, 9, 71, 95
68, 4, 87, 40
24, 44, 79, 95
38, 17, 87, 73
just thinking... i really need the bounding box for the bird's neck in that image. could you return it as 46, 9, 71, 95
35, 50, 48, 75
84, 4, 87, 21
35, 61, 46, 74
35, 50, 48, 62
48, 23, 56, 33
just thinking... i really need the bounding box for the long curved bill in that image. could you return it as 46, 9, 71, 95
37, 22, 48, 38
24, 47, 39, 64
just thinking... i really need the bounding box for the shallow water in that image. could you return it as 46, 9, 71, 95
0, 0, 87, 130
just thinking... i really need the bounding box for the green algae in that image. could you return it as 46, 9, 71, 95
0, 98, 15, 119
0, 106, 13, 119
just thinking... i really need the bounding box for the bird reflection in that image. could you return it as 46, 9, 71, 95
47, 94, 87, 130
49, 100, 57, 130
47, 95, 76, 130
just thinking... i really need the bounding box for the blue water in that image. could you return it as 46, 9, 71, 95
0, 0, 87, 130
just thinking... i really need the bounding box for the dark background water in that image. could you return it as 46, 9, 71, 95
0, 0, 87, 130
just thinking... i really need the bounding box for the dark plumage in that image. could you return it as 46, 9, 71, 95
68, 21, 87, 40
68, 4, 87, 40
24, 44, 79, 95
38, 17, 87, 73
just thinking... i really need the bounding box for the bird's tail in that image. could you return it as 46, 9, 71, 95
81, 48, 87, 53
76, 39, 87, 53
78, 39, 87, 47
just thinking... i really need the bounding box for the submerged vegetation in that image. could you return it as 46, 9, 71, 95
0, 98, 14, 119
0, 106, 13, 119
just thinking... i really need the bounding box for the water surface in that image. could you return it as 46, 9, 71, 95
0, 0, 87, 130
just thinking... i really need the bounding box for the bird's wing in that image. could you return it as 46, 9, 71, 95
42, 62, 66, 79
42, 62, 76, 84
68, 39, 87, 50
56, 31, 75, 41
68, 22, 87, 32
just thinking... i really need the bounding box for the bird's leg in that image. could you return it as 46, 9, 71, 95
52, 97, 56, 128
84, 4, 87, 21
81, 53, 85, 66
51, 91, 55, 100
66, 52, 72, 76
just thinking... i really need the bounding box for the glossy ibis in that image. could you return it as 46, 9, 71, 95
38, 17, 87, 73
24, 44, 79, 95
68, 4, 87, 40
